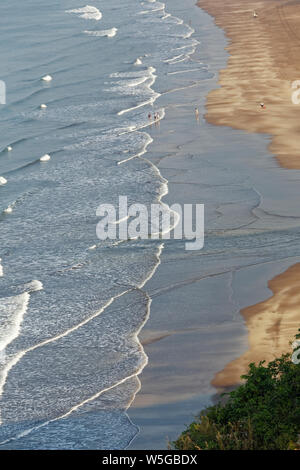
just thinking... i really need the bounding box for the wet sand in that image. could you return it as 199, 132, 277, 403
198, 0, 300, 169
197, 0, 300, 388
213, 262, 300, 388
127, 0, 300, 449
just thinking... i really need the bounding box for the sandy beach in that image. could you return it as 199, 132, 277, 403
119, 0, 300, 449
213, 262, 300, 388
198, 0, 300, 169
197, 0, 300, 388
126, 0, 300, 448
2, 0, 300, 451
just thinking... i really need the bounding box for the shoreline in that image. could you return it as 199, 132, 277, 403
127, 0, 300, 449
213, 262, 300, 388
197, 0, 300, 170
197, 0, 300, 388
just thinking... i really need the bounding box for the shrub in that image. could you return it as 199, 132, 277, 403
173, 332, 300, 450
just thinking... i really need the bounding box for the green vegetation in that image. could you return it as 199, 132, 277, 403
173, 332, 300, 450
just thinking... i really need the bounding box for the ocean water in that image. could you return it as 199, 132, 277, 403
0, 0, 212, 449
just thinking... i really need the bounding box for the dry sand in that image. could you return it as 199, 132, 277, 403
197, 0, 300, 387
198, 0, 300, 169
213, 263, 300, 388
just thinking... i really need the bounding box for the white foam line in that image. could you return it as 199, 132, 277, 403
127, 76, 149, 87
0, 294, 30, 354
0, 372, 143, 447
118, 133, 153, 165
118, 125, 137, 135
0, 1, 198, 444
173, 40, 199, 51
164, 54, 184, 63
0, 281, 44, 422
117, 109, 165, 141
168, 68, 200, 75
163, 80, 205, 95
0, 288, 131, 426
117, 96, 159, 116
117, 67, 160, 116
0, 244, 164, 447
183, 26, 195, 39
141, 156, 180, 237
118, 98, 157, 116
84, 28, 117, 37
168, 56, 188, 65
162, 13, 183, 24
66, 6, 102, 21
139, 2, 165, 14
139, 243, 164, 289
118, 139, 180, 238
117, 108, 179, 235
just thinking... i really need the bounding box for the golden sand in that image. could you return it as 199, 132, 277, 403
197, 0, 300, 387
213, 263, 300, 388
198, 0, 300, 169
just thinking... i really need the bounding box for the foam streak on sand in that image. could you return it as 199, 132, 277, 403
0, 245, 164, 446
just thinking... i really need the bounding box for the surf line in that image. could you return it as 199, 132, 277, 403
0, 288, 131, 427
0, 244, 163, 446
117, 67, 160, 116
0, 0, 199, 444
118, 132, 153, 165
118, 127, 181, 238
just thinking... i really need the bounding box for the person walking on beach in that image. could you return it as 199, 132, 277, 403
148, 112, 152, 121
195, 107, 199, 121
260, 102, 266, 109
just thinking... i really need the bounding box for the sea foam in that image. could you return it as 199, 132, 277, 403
0, 293, 30, 353
84, 28, 117, 37
66, 5, 102, 21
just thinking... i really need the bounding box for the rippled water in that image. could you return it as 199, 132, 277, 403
0, 0, 215, 449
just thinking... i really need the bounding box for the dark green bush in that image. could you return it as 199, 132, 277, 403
174, 332, 300, 450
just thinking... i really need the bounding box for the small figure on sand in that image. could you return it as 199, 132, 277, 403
253, 11, 258, 18
195, 107, 199, 121
260, 102, 266, 109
